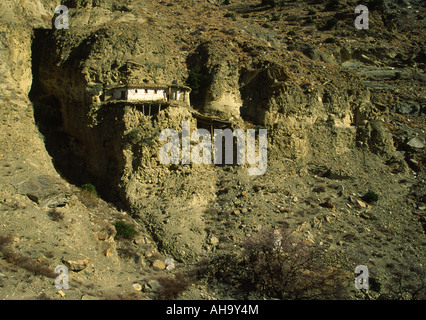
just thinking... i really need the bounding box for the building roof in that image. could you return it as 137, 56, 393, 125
105, 82, 191, 92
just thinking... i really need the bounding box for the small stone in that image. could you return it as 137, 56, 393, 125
357, 200, 367, 208
233, 209, 240, 216
81, 294, 99, 300
104, 243, 115, 257
164, 257, 175, 271
241, 208, 248, 214
360, 212, 370, 220
166, 262, 175, 271
57, 290, 65, 297
36, 254, 49, 265
152, 259, 165, 270
144, 280, 164, 293
133, 283, 142, 291
210, 236, 219, 246
320, 201, 334, 209
329, 243, 338, 251
407, 136, 425, 149
133, 237, 146, 245
61, 257, 90, 272
97, 231, 109, 241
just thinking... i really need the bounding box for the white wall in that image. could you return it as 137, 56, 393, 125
170, 88, 189, 102
106, 87, 189, 103
127, 88, 166, 101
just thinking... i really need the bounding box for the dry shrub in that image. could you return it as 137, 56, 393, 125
77, 189, 100, 208
0, 234, 56, 278
155, 271, 194, 300
241, 228, 348, 299
0, 235, 13, 247
382, 262, 426, 300
200, 228, 349, 299
48, 209, 64, 221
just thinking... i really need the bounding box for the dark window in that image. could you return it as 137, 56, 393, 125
144, 89, 148, 93
154, 90, 157, 94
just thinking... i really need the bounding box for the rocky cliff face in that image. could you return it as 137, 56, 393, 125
31, 3, 383, 260
1, 0, 425, 300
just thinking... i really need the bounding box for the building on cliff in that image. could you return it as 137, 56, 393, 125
103, 82, 191, 106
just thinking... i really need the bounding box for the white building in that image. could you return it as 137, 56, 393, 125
104, 83, 191, 105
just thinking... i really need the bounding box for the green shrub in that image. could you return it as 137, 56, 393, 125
187, 65, 209, 97
308, 9, 316, 15
287, 30, 296, 36
81, 183, 98, 196
306, 16, 314, 24
325, 0, 339, 11
325, 17, 338, 29
324, 37, 337, 43
271, 14, 280, 21
262, 22, 271, 28
224, 12, 236, 20
361, 190, 379, 203
125, 129, 142, 144
261, 0, 276, 7
114, 221, 137, 239
242, 13, 250, 18
368, 0, 384, 9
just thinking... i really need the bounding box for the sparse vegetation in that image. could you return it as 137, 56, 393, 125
325, 37, 337, 43
325, 0, 340, 11
325, 17, 339, 30
0, 234, 56, 278
271, 14, 280, 22
361, 190, 379, 203
199, 228, 349, 299
155, 271, 193, 300
81, 183, 98, 196
306, 16, 314, 24
224, 12, 236, 20
48, 209, 64, 222
261, 0, 276, 7
187, 64, 210, 99
77, 183, 100, 208
114, 221, 137, 240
